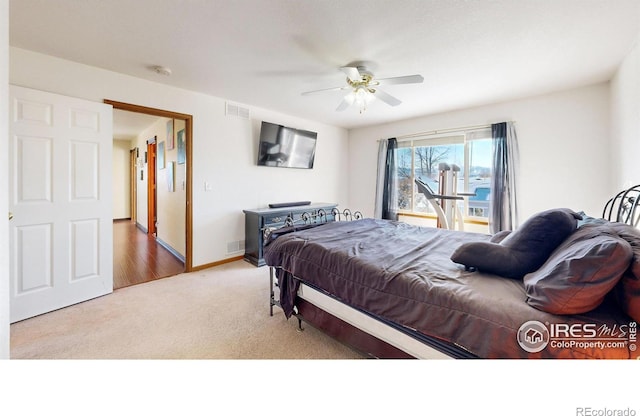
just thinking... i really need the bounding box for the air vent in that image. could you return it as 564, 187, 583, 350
226, 240, 246, 254
226, 102, 250, 119
237, 107, 250, 119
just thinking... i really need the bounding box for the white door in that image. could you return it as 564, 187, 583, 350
9, 85, 113, 323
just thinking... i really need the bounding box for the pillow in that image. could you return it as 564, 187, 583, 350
570, 221, 640, 321
450, 208, 580, 279
603, 222, 640, 322
524, 231, 633, 315
618, 269, 640, 322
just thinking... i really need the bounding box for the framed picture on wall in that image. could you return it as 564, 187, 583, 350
166, 120, 175, 150
158, 141, 166, 169
177, 129, 186, 164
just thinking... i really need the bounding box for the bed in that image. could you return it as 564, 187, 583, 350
262, 206, 640, 359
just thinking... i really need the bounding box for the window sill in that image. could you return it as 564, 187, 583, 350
398, 212, 489, 226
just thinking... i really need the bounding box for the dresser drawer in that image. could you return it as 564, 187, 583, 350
262, 213, 289, 228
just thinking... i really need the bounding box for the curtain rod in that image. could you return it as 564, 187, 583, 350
379, 121, 514, 142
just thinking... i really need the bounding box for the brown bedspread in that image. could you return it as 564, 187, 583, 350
263, 218, 637, 359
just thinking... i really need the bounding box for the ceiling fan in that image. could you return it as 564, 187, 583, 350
301, 65, 424, 113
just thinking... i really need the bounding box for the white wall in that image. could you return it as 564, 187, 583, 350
112, 139, 131, 219
611, 35, 640, 189
157, 118, 187, 257
348, 83, 612, 224
9, 47, 350, 268
0, 0, 9, 359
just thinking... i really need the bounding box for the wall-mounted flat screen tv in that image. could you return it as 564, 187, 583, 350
257, 121, 317, 169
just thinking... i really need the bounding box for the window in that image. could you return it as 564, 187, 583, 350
396, 129, 493, 221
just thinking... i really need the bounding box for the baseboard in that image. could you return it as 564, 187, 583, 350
191, 255, 244, 272
155, 237, 186, 263
135, 222, 148, 234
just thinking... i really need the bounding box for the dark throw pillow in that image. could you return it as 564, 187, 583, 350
564, 221, 640, 321
603, 222, 640, 322
524, 231, 633, 315
450, 208, 581, 279
618, 269, 640, 322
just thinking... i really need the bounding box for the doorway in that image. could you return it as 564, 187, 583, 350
106, 99, 194, 277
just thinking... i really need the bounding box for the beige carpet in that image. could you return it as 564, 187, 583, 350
7, 261, 613, 415
10, 260, 365, 359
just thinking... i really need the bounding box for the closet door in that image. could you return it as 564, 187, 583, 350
9, 85, 113, 322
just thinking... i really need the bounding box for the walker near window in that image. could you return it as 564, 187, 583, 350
396, 128, 493, 226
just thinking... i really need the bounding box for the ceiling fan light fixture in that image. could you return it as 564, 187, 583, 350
354, 86, 367, 102
353, 86, 374, 113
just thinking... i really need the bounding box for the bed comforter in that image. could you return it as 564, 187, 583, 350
263, 218, 638, 359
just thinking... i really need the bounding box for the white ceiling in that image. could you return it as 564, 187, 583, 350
9, 0, 640, 130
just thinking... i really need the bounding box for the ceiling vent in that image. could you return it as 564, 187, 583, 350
226, 102, 250, 119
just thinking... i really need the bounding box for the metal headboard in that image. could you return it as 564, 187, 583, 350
602, 184, 640, 227
284, 208, 363, 226
263, 208, 364, 242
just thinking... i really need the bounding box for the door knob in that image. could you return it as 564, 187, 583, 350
9, 212, 13, 220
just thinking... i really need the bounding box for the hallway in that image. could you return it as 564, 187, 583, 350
113, 220, 185, 290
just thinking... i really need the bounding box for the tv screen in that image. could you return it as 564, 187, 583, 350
257, 121, 317, 169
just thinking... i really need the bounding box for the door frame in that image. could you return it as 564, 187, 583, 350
129, 148, 137, 222
105, 100, 193, 272
146, 137, 157, 236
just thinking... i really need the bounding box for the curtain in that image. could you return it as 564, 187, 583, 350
373, 139, 387, 219
374, 138, 398, 220
489, 122, 519, 233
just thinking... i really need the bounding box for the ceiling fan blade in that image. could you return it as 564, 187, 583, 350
375, 74, 424, 85
340, 66, 362, 83
301, 86, 348, 95
335, 95, 353, 112
373, 88, 402, 106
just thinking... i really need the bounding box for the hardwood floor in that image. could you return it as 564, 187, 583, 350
113, 219, 185, 290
